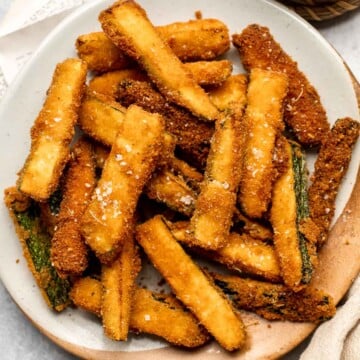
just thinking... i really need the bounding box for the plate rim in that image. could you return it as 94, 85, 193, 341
0, 0, 359, 358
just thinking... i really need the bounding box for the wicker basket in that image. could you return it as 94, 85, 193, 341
288, 0, 338, 4
280, 0, 360, 21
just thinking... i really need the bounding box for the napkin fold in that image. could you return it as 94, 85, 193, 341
0, 0, 90, 95
300, 276, 360, 360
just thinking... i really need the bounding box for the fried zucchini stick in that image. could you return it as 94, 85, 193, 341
79, 91, 175, 165
233, 24, 330, 147
189, 75, 247, 249
18, 58, 87, 201
81, 105, 164, 263
233, 208, 273, 242
145, 168, 197, 217
212, 273, 336, 323
4, 187, 71, 311
169, 221, 281, 282
208, 74, 248, 115
99, 0, 219, 121
157, 18, 230, 61
36, 188, 63, 237
76, 19, 229, 72
88, 60, 232, 102
51, 138, 96, 278
88, 69, 147, 100
117, 79, 214, 169
156, 132, 178, 168
102, 236, 141, 340
308, 117, 360, 246
70, 277, 103, 316
206, 233, 281, 282
183, 60, 232, 86
78, 90, 126, 145
131, 287, 210, 348
270, 140, 314, 291
238, 68, 288, 219
144, 156, 202, 215
80, 95, 174, 167
159, 155, 274, 242
70, 278, 210, 347
76, 32, 132, 73
168, 157, 204, 192
136, 216, 246, 351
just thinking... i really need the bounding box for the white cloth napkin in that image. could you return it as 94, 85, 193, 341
0, 0, 91, 97
0, 2, 359, 359
300, 276, 360, 360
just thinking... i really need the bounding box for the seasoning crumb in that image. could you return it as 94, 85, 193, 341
194, 10, 202, 19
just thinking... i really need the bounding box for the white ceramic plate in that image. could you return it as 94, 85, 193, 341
0, 0, 359, 359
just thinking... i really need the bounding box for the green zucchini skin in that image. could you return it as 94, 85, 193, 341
290, 142, 313, 285
7, 189, 71, 311
212, 273, 336, 323
270, 140, 315, 291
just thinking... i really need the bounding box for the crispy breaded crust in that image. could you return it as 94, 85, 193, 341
79, 91, 174, 167
117, 79, 213, 169
233, 24, 330, 146
208, 233, 281, 282
4, 187, 71, 311
78, 90, 126, 146
92, 142, 110, 169
184, 60, 232, 86
145, 168, 197, 216
211, 273, 336, 323
270, 140, 305, 291
135, 216, 246, 351
76, 19, 229, 72
169, 221, 281, 282
80, 137, 174, 182
209, 74, 248, 114
190, 181, 236, 249
76, 32, 132, 73
168, 157, 204, 192
51, 138, 96, 278
18, 58, 87, 201
189, 75, 247, 249
156, 18, 230, 61
4, 188, 54, 310
157, 132, 177, 168
272, 134, 291, 181
88, 69, 148, 100
238, 68, 288, 219
233, 208, 273, 241
102, 236, 141, 340
308, 117, 360, 246
99, 0, 219, 121
81, 105, 164, 263
88, 60, 232, 102
131, 287, 210, 348
70, 278, 210, 348
51, 222, 88, 278
208, 74, 249, 188
56, 139, 96, 223
70, 277, 103, 317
